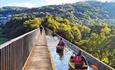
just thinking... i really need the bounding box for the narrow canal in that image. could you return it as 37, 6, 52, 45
46, 36, 94, 70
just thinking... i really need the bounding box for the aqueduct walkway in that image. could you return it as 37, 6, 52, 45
0, 28, 114, 70
0, 28, 53, 70
23, 30, 52, 70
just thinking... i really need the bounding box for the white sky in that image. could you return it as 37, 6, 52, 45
0, 0, 115, 8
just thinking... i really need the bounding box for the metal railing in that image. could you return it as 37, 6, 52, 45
45, 28, 115, 70
57, 35, 114, 70
0, 28, 39, 70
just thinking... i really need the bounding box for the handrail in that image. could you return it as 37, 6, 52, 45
0, 28, 38, 49
0, 28, 39, 70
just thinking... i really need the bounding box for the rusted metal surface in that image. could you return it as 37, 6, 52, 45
0, 28, 39, 70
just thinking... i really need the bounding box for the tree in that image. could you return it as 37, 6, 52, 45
72, 26, 81, 42
101, 24, 111, 35
48, 20, 60, 32
24, 18, 42, 29
78, 25, 91, 39
88, 33, 98, 48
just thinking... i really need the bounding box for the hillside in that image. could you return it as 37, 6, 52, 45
0, 1, 115, 25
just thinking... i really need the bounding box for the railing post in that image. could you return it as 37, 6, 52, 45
0, 49, 1, 70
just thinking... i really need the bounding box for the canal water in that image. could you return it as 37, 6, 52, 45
46, 36, 94, 70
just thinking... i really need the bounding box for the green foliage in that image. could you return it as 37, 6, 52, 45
64, 30, 74, 42
42, 15, 115, 68
101, 24, 111, 35
3, 16, 42, 38
1, 1, 115, 25
88, 33, 99, 47
0, 28, 8, 44
72, 26, 81, 41
77, 25, 91, 39
43, 15, 82, 42
1, 1, 115, 68
24, 18, 42, 29
74, 24, 115, 68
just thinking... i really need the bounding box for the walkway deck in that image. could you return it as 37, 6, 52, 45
23, 31, 51, 70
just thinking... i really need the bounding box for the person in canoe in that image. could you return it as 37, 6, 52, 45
69, 50, 87, 70
56, 38, 65, 58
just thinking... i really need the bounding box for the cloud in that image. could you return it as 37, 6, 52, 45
5, 2, 36, 8
45, 0, 115, 5
97, 0, 115, 2
45, 0, 77, 5
1, 0, 114, 8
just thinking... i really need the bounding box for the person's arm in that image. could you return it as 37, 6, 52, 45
57, 41, 60, 47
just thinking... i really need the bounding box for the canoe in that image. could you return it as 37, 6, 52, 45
56, 46, 64, 58
69, 55, 88, 70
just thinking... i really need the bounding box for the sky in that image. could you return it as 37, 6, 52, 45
0, 0, 115, 8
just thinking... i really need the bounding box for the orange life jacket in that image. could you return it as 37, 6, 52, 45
91, 64, 99, 70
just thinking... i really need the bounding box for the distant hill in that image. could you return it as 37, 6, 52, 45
0, 6, 28, 16
0, 1, 115, 25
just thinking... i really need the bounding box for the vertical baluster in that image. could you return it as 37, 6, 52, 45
1, 49, 2, 70
16, 40, 19, 70
21, 37, 24, 67
7, 46, 9, 70
0, 49, 1, 70
19, 38, 22, 70
7, 45, 9, 70
9, 45, 11, 70
10, 44, 13, 70
3, 48, 5, 70
5, 47, 7, 70
13, 42, 16, 70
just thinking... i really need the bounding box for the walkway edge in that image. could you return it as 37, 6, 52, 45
44, 31, 56, 70
22, 45, 35, 70
47, 45, 56, 70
